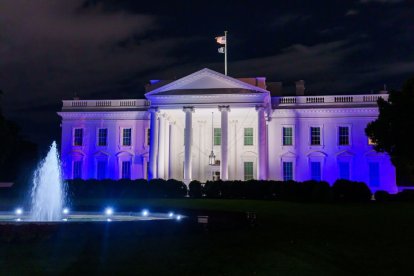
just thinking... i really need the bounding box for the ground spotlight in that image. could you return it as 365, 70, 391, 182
176, 215, 182, 221
62, 208, 70, 215
107, 218, 112, 222
105, 207, 113, 216
142, 209, 149, 217
62, 218, 68, 222
168, 212, 174, 218
16, 218, 21, 222
15, 208, 23, 216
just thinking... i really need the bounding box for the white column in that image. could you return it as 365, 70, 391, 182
164, 118, 170, 179
219, 105, 230, 180
157, 114, 166, 179
168, 121, 175, 179
148, 107, 159, 179
231, 120, 238, 179
197, 120, 206, 182
183, 106, 194, 184
256, 105, 267, 180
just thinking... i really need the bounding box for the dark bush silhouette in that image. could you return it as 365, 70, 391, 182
374, 190, 391, 202
332, 179, 372, 202
31, 178, 408, 204
189, 180, 202, 198
166, 179, 188, 197
65, 178, 186, 199
395, 190, 414, 202
203, 180, 222, 198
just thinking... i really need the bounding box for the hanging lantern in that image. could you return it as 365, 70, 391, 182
209, 150, 216, 165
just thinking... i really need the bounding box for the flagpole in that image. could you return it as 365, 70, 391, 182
224, 31, 228, 76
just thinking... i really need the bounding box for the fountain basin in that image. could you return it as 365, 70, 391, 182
0, 211, 184, 223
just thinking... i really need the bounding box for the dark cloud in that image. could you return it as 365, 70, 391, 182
360, 0, 404, 3
345, 9, 359, 16
0, 0, 413, 149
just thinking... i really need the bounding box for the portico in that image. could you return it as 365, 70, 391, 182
145, 68, 270, 184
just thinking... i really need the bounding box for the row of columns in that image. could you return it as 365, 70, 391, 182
148, 107, 174, 180
149, 105, 268, 184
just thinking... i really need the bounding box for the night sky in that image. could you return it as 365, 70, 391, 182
0, 0, 413, 152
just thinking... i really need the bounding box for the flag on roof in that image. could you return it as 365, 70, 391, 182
215, 36, 226, 45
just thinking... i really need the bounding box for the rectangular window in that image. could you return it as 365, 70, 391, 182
146, 161, 150, 179
214, 128, 221, 146
244, 128, 254, 146
122, 128, 132, 146
74, 128, 83, 146
73, 160, 82, 179
147, 128, 151, 146
98, 128, 108, 146
122, 161, 131, 179
310, 161, 321, 181
369, 162, 380, 187
338, 161, 350, 180
310, 127, 321, 145
283, 162, 293, 181
244, 162, 254, 180
282, 127, 293, 146
97, 160, 107, 180
338, 126, 349, 145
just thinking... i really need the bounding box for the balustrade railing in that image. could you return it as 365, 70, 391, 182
63, 99, 150, 109
274, 94, 388, 106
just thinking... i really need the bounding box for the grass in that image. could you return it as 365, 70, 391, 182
1, 198, 414, 275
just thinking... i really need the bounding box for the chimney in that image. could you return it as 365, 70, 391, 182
295, 80, 305, 96
379, 84, 388, 94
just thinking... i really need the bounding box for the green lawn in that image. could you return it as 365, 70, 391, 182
1, 199, 414, 275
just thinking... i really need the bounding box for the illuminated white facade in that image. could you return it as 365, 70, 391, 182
58, 68, 398, 193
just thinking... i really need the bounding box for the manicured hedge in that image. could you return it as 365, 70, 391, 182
66, 178, 187, 199
45, 179, 372, 202
200, 179, 334, 202
5, 177, 412, 203
332, 179, 372, 202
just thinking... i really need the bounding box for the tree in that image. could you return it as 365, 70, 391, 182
0, 90, 38, 183
0, 90, 16, 168
365, 76, 414, 182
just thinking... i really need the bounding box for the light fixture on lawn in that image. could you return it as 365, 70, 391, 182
209, 112, 216, 165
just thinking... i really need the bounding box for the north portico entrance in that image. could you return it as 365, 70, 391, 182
145, 68, 270, 184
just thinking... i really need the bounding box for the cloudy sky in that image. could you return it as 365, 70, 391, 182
0, 0, 413, 151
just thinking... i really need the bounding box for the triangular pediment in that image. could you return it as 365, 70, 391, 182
145, 68, 269, 97
281, 151, 297, 158
307, 151, 328, 158
336, 150, 354, 158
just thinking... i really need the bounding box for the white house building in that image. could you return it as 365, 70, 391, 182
58, 68, 398, 193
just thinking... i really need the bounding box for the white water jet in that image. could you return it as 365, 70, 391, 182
31, 141, 66, 221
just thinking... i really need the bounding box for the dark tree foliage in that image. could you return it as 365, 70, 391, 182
0, 90, 38, 184
366, 76, 414, 182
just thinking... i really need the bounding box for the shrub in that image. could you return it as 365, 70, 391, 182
189, 180, 202, 198
166, 179, 187, 198
374, 190, 390, 202
396, 190, 414, 202
332, 179, 372, 202
204, 180, 221, 198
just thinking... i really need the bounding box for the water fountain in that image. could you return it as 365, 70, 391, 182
31, 141, 65, 221
0, 141, 183, 223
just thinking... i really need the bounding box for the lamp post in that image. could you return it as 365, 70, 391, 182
208, 112, 216, 165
